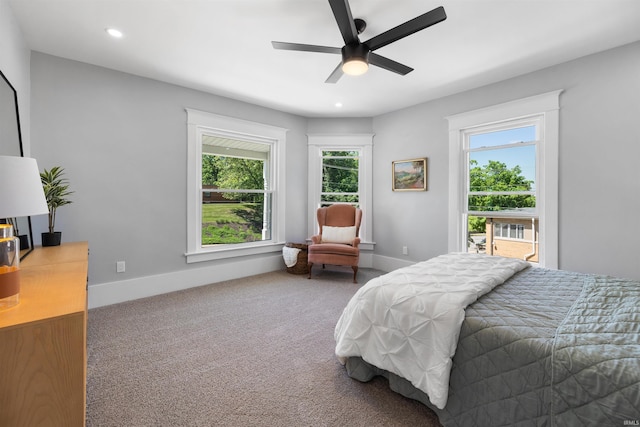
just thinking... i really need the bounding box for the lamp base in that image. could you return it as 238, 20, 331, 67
0, 268, 20, 310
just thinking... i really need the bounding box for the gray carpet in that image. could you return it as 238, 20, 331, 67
87, 267, 443, 426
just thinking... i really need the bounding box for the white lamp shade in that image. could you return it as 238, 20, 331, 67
0, 156, 49, 218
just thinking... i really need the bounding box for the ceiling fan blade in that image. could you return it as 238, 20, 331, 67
272, 41, 341, 54
328, 0, 359, 45
365, 6, 447, 52
325, 62, 344, 84
369, 53, 413, 75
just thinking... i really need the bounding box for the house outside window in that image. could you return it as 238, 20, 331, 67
447, 91, 561, 268
186, 109, 287, 263
485, 219, 538, 262
307, 134, 373, 245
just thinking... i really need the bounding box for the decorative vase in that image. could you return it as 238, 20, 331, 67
0, 224, 20, 310
42, 231, 62, 247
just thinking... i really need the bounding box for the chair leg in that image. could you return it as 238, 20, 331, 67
307, 263, 313, 279
352, 266, 358, 283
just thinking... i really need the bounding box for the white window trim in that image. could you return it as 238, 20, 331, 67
185, 108, 288, 263
307, 134, 374, 248
446, 90, 562, 268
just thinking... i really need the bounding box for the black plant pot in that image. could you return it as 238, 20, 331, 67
42, 232, 62, 247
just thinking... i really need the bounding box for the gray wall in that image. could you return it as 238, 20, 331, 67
30, 53, 310, 287
372, 41, 640, 280
25, 36, 640, 290
0, 1, 31, 154
307, 117, 373, 134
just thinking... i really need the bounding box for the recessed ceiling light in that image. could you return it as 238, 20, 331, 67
105, 28, 123, 39
335, 102, 343, 108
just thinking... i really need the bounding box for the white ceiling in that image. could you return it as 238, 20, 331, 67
8, 0, 640, 117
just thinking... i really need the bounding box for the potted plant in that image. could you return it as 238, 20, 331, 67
40, 166, 73, 247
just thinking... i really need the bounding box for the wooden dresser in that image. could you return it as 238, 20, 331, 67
0, 241, 89, 427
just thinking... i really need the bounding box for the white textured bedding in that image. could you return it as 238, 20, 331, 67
334, 252, 529, 409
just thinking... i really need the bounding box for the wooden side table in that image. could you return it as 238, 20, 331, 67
0, 241, 89, 427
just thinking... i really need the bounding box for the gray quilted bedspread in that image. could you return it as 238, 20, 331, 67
344, 267, 640, 426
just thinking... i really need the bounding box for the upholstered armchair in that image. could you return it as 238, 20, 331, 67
308, 204, 362, 283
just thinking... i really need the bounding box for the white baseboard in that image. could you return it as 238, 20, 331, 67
372, 254, 415, 272
88, 252, 414, 309
88, 254, 284, 309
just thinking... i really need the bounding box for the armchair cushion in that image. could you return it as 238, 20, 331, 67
308, 243, 359, 257
321, 226, 357, 244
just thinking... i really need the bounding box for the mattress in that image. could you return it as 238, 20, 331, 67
340, 266, 640, 426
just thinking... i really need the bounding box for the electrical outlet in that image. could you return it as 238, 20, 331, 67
402, 246, 408, 255
116, 261, 126, 273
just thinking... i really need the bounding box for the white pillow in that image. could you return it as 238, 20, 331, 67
321, 226, 357, 244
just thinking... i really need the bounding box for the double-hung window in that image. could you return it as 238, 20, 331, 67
447, 91, 561, 267
186, 109, 287, 263
307, 134, 373, 244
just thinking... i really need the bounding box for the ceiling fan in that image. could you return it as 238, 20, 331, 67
272, 0, 447, 83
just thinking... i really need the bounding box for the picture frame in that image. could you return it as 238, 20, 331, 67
392, 158, 427, 191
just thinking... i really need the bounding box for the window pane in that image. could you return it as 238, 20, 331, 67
201, 192, 270, 244
469, 125, 536, 149
203, 155, 266, 190
469, 145, 536, 192
322, 156, 359, 193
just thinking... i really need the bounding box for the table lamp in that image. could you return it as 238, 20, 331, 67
0, 156, 49, 310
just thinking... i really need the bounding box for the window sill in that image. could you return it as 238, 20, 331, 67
185, 242, 285, 264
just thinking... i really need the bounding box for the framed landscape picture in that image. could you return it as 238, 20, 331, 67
392, 158, 427, 191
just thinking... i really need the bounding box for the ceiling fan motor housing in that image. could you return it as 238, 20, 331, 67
342, 43, 370, 64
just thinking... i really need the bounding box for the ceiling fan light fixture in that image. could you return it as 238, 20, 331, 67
341, 44, 370, 76
342, 58, 368, 76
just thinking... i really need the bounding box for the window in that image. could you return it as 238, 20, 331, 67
494, 223, 525, 240
186, 109, 287, 263
321, 150, 359, 206
447, 91, 561, 268
201, 136, 273, 244
307, 134, 373, 244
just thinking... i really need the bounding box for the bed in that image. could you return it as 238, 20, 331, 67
334, 253, 640, 426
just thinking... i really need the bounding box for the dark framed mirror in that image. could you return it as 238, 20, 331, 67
0, 69, 35, 259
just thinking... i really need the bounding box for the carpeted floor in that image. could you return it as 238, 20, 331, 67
87, 267, 442, 426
